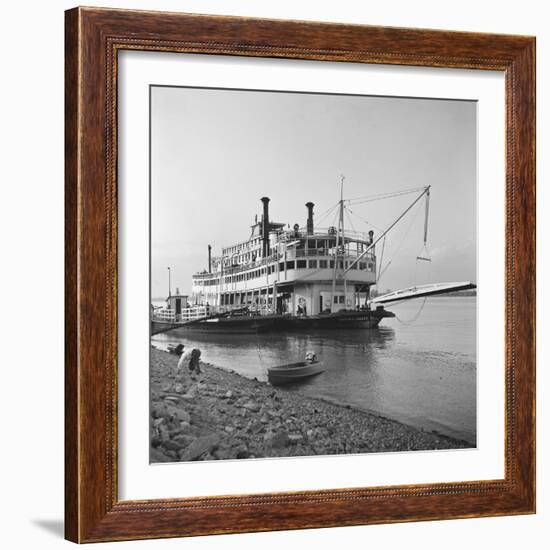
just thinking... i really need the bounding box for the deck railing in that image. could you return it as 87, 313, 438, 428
153, 306, 212, 323
152, 303, 276, 319
177, 306, 209, 321
274, 227, 371, 243
153, 309, 176, 321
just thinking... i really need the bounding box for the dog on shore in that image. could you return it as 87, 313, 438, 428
177, 347, 202, 378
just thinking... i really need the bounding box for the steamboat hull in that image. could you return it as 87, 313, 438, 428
152, 317, 276, 335
152, 309, 393, 335
290, 308, 394, 329
283, 311, 390, 330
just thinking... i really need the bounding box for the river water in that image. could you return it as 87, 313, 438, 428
152, 297, 477, 445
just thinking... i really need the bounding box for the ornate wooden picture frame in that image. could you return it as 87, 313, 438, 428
65, 6, 535, 543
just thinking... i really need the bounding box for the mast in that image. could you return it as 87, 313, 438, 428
341, 177, 348, 304
331, 176, 346, 310
416, 188, 432, 263
423, 188, 430, 245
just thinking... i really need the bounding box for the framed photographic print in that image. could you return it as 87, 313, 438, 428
65, 7, 535, 543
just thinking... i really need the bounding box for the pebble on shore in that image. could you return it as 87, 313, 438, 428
150, 347, 472, 463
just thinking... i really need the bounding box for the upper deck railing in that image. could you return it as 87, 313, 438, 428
274, 227, 370, 244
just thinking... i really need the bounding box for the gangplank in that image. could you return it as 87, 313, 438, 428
369, 281, 476, 305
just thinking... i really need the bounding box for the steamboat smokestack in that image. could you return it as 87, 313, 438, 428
261, 197, 270, 257
306, 202, 314, 235
208, 244, 212, 273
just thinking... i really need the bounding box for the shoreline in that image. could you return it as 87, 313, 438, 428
212, 364, 471, 444
150, 347, 472, 462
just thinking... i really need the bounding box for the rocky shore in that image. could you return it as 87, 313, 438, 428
150, 347, 471, 462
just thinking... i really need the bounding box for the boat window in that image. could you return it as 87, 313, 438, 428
329, 260, 334, 269
287, 261, 295, 270
367, 263, 374, 271
319, 260, 327, 269
279, 262, 285, 271
309, 260, 317, 269
359, 262, 367, 270
297, 260, 307, 269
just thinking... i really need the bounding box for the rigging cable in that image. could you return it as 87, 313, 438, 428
395, 191, 432, 324
394, 297, 428, 326
315, 202, 340, 226
343, 205, 357, 233
369, 200, 424, 281
377, 236, 387, 282
345, 205, 385, 233
345, 186, 426, 206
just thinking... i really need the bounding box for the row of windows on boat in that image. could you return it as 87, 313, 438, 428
217, 294, 349, 306
221, 238, 368, 267
193, 259, 375, 286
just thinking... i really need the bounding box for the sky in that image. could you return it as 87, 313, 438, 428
151, 86, 476, 298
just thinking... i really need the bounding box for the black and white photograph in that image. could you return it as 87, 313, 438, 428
2, 0, 543, 547
149, 85, 477, 463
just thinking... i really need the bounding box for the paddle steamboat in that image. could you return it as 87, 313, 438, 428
152, 185, 475, 334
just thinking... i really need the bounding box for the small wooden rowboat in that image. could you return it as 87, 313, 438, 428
268, 361, 324, 386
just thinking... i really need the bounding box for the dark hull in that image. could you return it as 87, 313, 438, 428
283, 312, 386, 329
152, 309, 394, 335
152, 317, 276, 335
